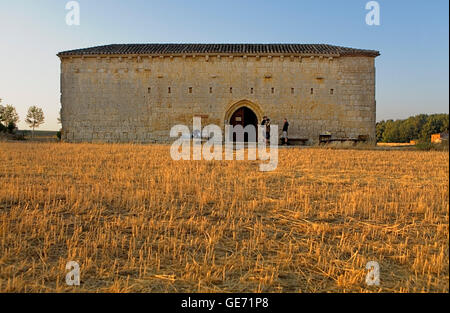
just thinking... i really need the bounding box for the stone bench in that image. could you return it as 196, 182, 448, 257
319, 135, 369, 145
285, 138, 309, 146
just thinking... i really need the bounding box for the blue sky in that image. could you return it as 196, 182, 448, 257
0, 0, 448, 130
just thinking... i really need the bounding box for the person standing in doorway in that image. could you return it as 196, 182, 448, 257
261, 116, 268, 143
265, 118, 271, 144
281, 118, 289, 145
261, 116, 268, 126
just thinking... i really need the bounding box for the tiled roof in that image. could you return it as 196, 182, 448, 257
58, 44, 380, 57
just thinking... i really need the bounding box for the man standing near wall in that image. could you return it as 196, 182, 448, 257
261, 116, 268, 126
281, 118, 289, 145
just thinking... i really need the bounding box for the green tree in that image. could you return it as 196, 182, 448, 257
441, 115, 449, 132
0, 99, 5, 132
434, 113, 449, 133
0, 104, 19, 132
25, 106, 45, 138
398, 118, 417, 142
382, 120, 401, 143
411, 114, 428, 133
376, 121, 386, 142
420, 115, 446, 142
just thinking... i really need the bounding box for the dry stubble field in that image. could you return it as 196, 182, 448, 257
0, 142, 448, 292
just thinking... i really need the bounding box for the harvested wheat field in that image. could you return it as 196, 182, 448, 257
0, 142, 448, 293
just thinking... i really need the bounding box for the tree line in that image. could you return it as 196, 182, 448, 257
0, 99, 45, 137
376, 113, 449, 143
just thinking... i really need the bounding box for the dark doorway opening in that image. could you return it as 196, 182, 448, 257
229, 107, 258, 142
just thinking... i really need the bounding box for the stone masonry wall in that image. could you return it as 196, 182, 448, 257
60, 54, 376, 144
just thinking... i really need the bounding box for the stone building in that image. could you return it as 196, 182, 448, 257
57, 44, 380, 144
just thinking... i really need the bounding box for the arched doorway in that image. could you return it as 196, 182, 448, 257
229, 107, 258, 142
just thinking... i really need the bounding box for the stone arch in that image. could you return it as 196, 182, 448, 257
224, 99, 264, 125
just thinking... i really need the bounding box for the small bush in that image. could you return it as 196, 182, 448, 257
7, 122, 16, 134
416, 141, 449, 151
12, 133, 26, 141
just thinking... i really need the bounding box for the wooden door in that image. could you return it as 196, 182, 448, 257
231, 108, 245, 127
230, 107, 258, 142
